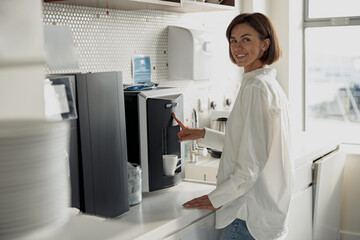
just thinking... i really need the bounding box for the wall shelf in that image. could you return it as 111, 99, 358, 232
172, 1, 235, 13
43, 0, 236, 13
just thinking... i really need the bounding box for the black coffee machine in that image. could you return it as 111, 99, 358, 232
124, 87, 184, 192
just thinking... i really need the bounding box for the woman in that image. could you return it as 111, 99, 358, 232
173, 13, 294, 240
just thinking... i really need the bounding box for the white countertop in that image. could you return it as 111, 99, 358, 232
188, 134, 340, 175
46, 181, 216, 240
292, 134, 340, 168
43, 135, 340, 240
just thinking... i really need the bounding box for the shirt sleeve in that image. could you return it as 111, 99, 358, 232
208, 85, 273, 208
198, 127, 225, 151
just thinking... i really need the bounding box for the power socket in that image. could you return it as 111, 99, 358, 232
198, 97, 207, 112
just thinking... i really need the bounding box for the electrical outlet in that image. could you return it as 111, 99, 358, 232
198, 98, 207, 112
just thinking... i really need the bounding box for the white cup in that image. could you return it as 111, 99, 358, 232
162, 154, 178, 176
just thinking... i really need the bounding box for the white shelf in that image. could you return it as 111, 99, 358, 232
178, 1, 235, 13
44, 0, 235, 13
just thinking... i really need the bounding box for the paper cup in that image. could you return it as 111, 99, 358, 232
162, 154, 178, 176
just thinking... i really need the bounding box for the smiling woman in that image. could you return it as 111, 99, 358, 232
175, 12, 294, 240
226, 13, 281, 72
228, 24, 270, 72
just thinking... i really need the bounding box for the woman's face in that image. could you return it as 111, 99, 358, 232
230, 23, 270, 73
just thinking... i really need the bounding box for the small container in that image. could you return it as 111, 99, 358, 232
127, 163, 142, 206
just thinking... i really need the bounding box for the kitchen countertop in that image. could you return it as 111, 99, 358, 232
185, 134, 340, 183
46, 181, 216, 240
44, 136, 340, 240
291, 134, 340, 168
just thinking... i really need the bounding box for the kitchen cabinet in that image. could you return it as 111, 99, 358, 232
164, 212, 221, 240
286, 187, 313, 240
43, 0, 236, 13
285, 146, 345, 240
285, 160, 313, 239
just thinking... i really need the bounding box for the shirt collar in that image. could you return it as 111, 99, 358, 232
242, 68, 276, 84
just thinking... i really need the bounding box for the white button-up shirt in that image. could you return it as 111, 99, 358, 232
200, 68, 294, 240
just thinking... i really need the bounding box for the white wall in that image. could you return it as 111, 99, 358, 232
242, 0, 269, 13
268, 0, 304, 140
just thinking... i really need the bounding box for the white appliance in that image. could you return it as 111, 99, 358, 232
168, 26, 214, 80
209, 109, 231, 158
312, 148, 346, 240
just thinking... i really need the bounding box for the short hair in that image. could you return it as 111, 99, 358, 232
226, 12, 282, 65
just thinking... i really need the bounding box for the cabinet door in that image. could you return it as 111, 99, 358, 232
313, 150, 346, 240
164, 213, 222, 240
286, 186, 313, 240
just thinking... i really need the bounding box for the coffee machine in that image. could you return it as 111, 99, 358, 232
124, 87, 184, 192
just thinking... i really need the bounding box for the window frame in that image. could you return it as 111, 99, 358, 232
304, 0, 360, 27
303, 0, 360, 133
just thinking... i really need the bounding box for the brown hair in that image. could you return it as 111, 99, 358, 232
226, 12, 281, 65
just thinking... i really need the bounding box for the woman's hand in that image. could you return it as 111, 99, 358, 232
183, 195, 220, 211
173, 113, 205, 142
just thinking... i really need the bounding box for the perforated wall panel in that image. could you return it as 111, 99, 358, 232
42, 2, 241, 128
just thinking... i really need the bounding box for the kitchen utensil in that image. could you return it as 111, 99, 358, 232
211, 117, 227, 133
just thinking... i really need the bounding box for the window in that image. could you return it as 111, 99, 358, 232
308, 0, 360, 18
305, 1, 360, 143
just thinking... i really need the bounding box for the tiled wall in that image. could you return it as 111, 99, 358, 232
43, 2, 242, 127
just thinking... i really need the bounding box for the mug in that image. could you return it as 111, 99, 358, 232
162, 154, 178, 176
